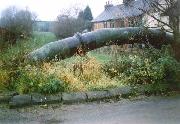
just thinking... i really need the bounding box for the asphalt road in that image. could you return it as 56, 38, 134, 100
0, 95, 180, 124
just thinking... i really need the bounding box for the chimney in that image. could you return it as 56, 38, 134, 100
104, 1, 113, 10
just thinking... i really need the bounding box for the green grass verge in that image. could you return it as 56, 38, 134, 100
0, 32, 57, 64
0, 32, 125, 94
0, 32, 57, 90
1, 32, 179, 95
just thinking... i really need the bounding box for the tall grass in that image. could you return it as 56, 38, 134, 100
0, 32, 57, 64
48, 55, 121, 92
0, 32, 57, 90
1, 32, 178, 95
0, 32, 123, 93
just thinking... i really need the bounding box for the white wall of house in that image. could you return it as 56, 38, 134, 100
142, 13, 159, 28
145, 0, 179, 32
159, 16, 171, 31
142, 13, 177, 33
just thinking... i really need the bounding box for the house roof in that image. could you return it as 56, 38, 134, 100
92, 0, 151, 22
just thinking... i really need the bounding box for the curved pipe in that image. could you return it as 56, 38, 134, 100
28, 27, 173, 62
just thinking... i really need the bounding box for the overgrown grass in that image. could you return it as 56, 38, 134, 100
10, 54, 123, 94
0, 32, 57, 65
0, 32, 57, 91
0, 32, 123, 93
88, 52, 112, 64
48, 55, 122, 92
103, 46, 180, 94
0, 32, 179, 95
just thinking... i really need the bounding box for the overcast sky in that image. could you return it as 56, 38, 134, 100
0, 0, 123, 21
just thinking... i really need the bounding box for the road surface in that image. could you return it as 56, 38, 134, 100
0, 95, 180, 124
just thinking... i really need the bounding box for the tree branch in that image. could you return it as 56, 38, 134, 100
139, 8, 172, 29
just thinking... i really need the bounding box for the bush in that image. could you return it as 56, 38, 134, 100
53, 15, 85, 38
103, 46, 180, 93
39, 55, 120, 92
0, 69, 10, 90
54, 56, 104, 91
38, 75, 65, 94
0, 27, 16, 49
0, 32, 57, 93
13, 65, 66, 94
0, 6, 36, 45
53, 5, 93, 39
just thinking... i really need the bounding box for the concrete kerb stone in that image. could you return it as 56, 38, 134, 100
45, 93, 62, 104
31, 93, 46, 104
8, 86, 132, 108
9, 94, 32, 108
107, 86, 132, 98
85, 90, 110, 101
62, 92, 87, 103
9, 93, 63, 108
0, 91, 18, 103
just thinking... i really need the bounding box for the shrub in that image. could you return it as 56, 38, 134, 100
13, 65, 66, 94
0, 69, 10, 90
0, 6, 36, 45
55, 56, 104, 91
0, 32, 57, 93
0, 27, 16, 49
38, 75, 65, 94
103, 46, 180, 93
39, 55, 121, 92
53, 6, 93, 39
53, 15, 85, 38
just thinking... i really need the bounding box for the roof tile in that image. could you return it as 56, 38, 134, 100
92, 0, 150, 22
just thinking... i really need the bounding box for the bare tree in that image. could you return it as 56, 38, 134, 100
0, 6, 37, 41
140, 0, 180, 60
52, 7, 86, 39
53, 15, 85, 39
141, 0, 179, 34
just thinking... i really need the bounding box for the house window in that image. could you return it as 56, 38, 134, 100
103, 22, 108, 28
129, 19, 135, 27
120, 20, 125, 27
129, 16, 142, 27
110, 22, 115, 28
